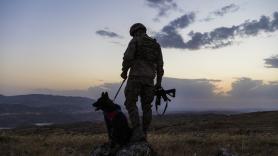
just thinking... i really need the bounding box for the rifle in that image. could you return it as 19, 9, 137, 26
155, 88, 176, 115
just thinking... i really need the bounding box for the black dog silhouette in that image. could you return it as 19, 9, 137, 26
92, 92, 131, 146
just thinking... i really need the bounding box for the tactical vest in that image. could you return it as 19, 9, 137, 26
135, 35, 160, 62
130, 35, 161, 78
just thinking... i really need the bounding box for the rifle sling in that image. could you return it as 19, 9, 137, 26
155, 96, 168, 115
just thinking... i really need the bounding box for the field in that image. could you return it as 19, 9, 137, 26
1, 111, 278, 156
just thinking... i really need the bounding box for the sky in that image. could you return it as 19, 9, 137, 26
0, 0, 278, 111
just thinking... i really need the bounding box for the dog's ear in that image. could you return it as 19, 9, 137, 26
104, 92, 108, 98
101, 92, 105, 97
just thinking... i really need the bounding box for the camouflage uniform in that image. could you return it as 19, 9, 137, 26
122, 34, 164, 140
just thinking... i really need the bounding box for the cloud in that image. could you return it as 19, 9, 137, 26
110, 41, 125, 46
155, 12, 195, 48
213, 4, 240, 17
156, 12, 278, 50
238, 15, 277, 36
162, 78, 220, 99
265, 55, 278, 68
95, 30, 123, 38
33, 83, 123, 100
28, 77, 278, 112
30, 77, 278, 100
145, 0, 179, 21
184, 26, 238, 49
228, 77, 278, 99
203, 4, 240, 22
29, 78, 221, 111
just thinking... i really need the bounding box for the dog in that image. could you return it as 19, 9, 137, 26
92, 92, 131, 146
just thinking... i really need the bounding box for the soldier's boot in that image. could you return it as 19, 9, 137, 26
131, 126, 145, 142
124, 100, 145, 142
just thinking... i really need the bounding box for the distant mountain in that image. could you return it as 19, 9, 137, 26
0, 94, 102, 128
0, 94, 93, 107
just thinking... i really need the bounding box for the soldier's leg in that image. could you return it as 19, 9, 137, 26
140, 79, 155, 135
124, 79, 140, 129
124, 78, 145, 141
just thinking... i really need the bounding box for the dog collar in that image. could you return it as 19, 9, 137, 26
107, 111, 117, 120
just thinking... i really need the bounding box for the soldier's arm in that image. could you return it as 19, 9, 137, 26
122, 39, 136, 73
156, 44, 164, 87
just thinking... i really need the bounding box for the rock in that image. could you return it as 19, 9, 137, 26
216, 148, 238, 156
90, 142, 157, 156
116, 142, 156, 156
90, 143, 111, 156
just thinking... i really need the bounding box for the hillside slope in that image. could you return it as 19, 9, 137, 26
1, 111, 278, 156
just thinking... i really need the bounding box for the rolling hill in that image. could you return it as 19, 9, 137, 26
0, 94, 101, 128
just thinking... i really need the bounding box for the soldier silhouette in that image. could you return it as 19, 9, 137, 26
121, 23, 164, 142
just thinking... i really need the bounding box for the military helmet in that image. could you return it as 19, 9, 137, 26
129, 23, 147, 37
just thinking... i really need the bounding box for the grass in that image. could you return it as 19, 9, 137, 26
1, 111, 278, 156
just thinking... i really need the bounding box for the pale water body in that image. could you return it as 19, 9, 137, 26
34, 122, 53, 126
0, 123, 53, 129
0, 127, 12, 130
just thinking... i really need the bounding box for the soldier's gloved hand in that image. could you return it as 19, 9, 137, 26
120, 71, 128, 79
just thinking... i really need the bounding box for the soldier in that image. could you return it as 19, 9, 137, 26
121, 23, 164, 142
